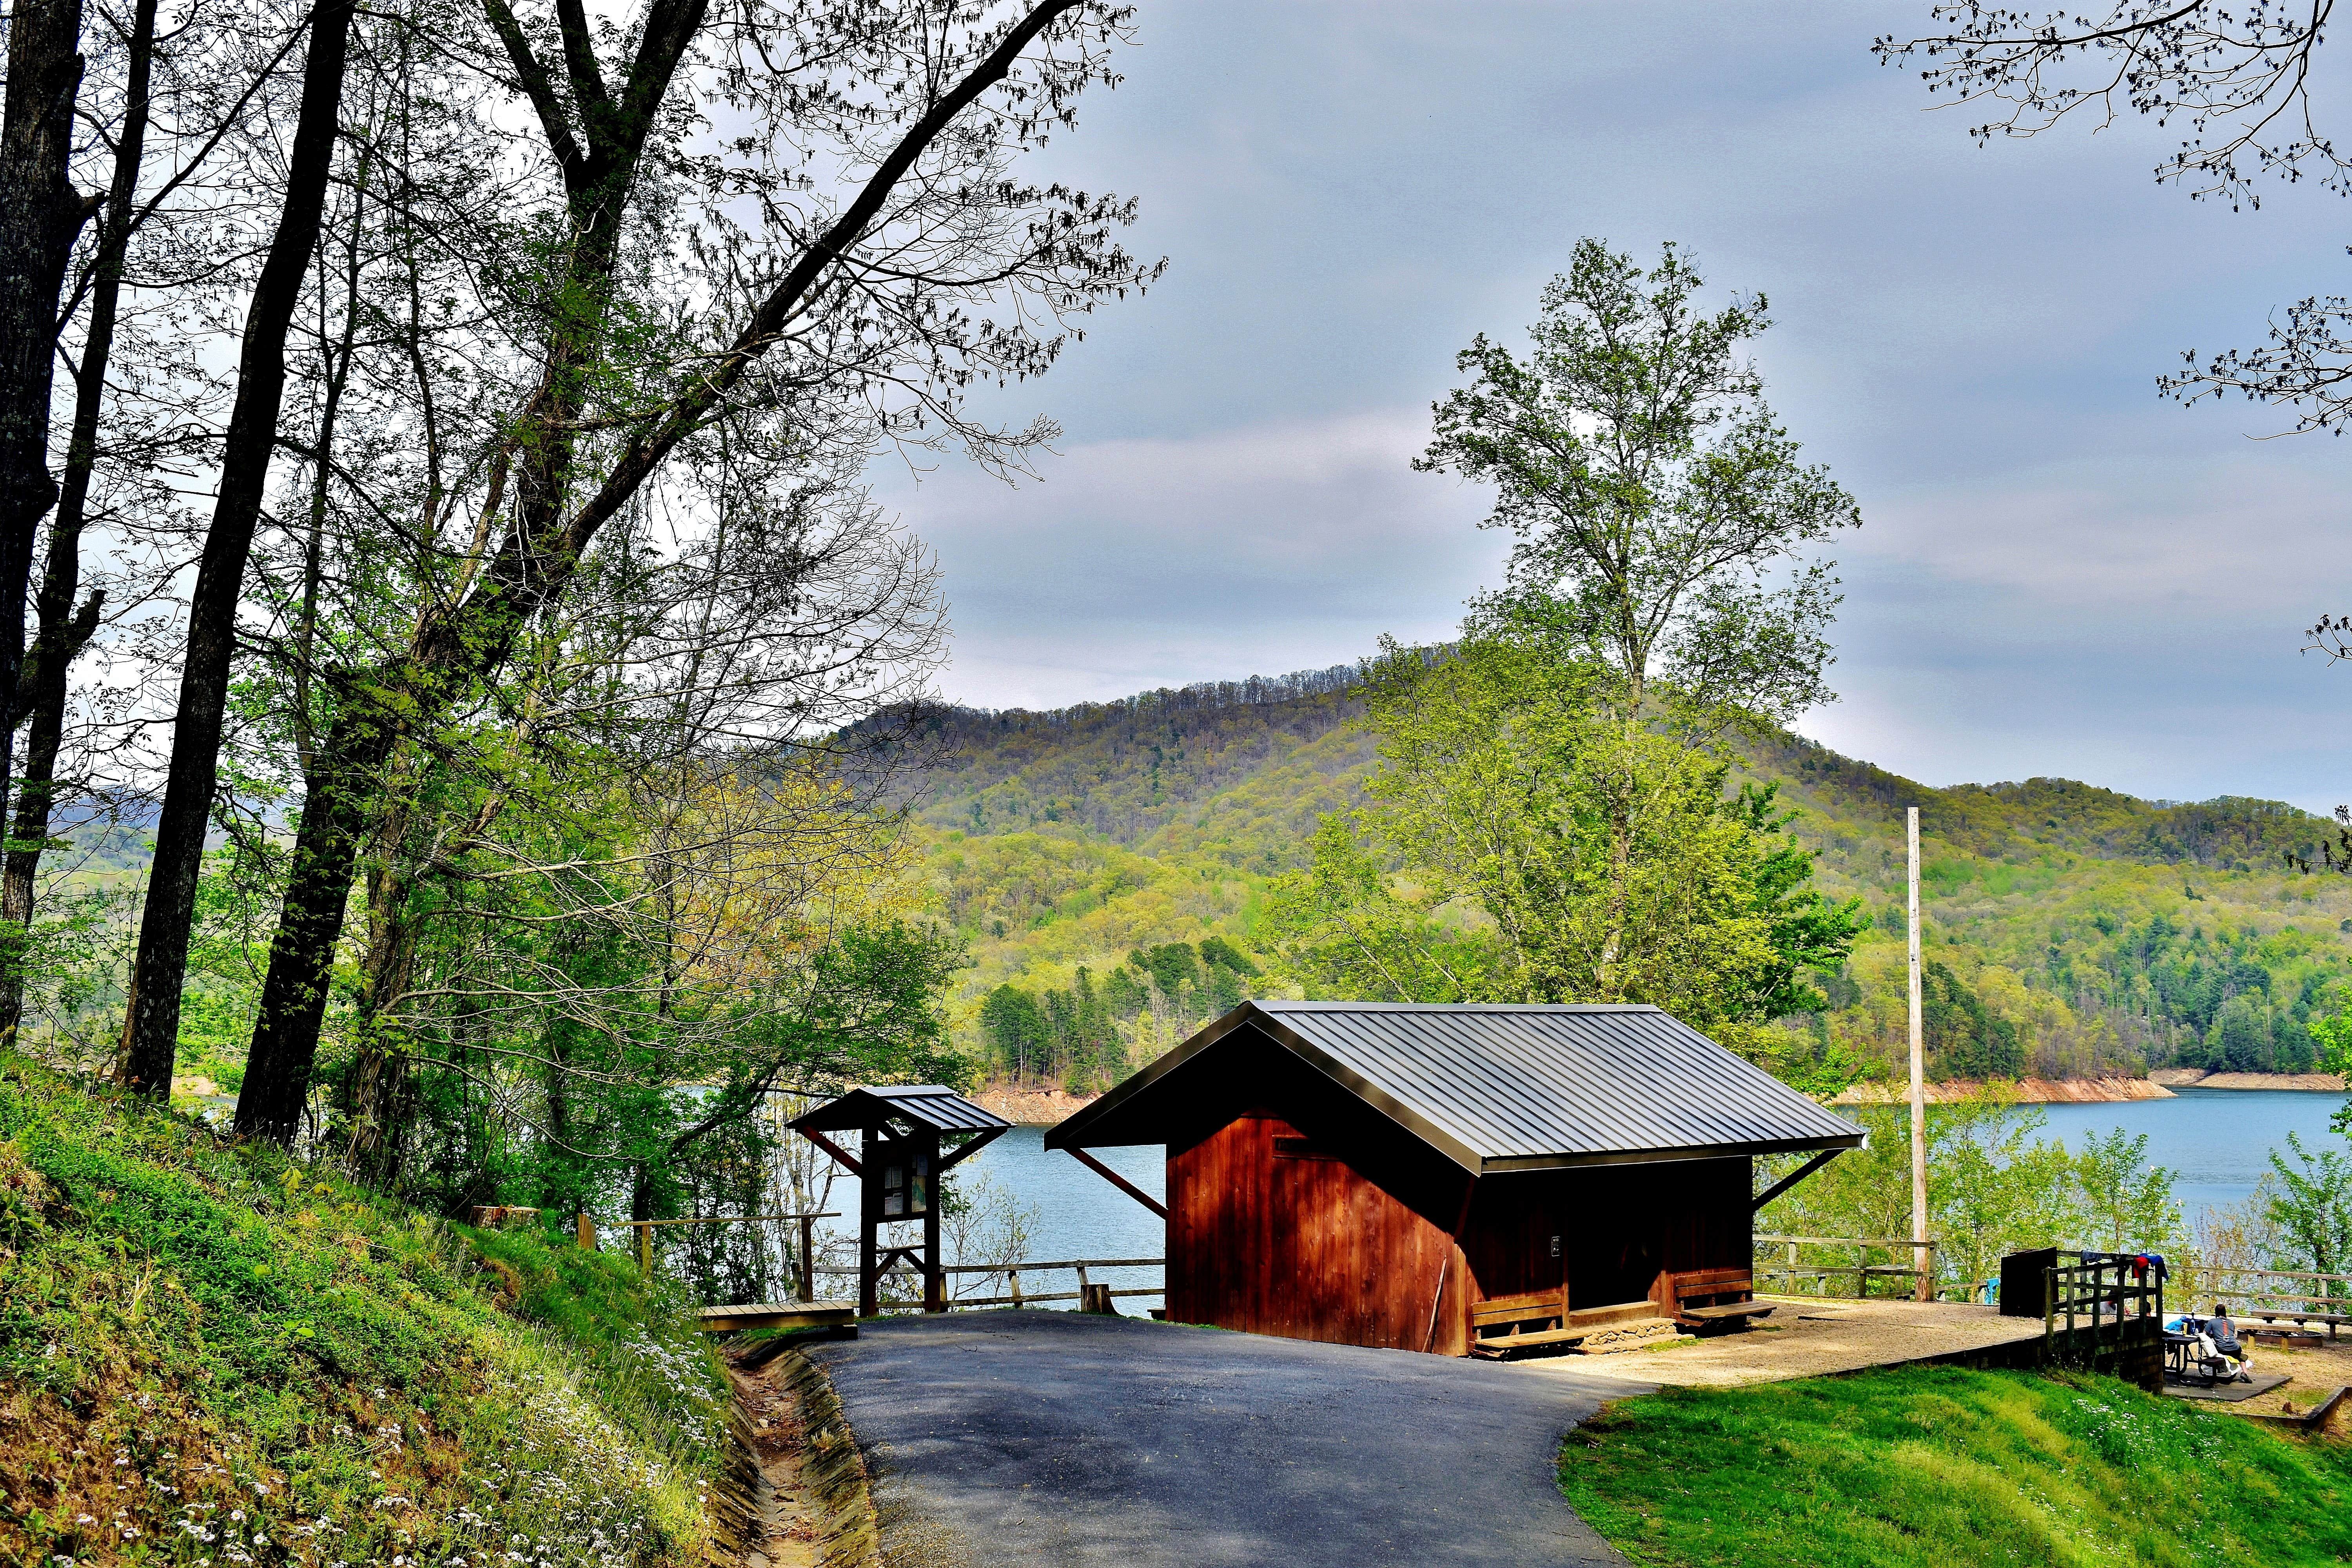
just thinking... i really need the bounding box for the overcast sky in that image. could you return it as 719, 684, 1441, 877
870, 0, 2352, 811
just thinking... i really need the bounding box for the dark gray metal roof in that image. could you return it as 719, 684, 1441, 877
1047, 1002, 1865, 1174
789, 1084, 1011, 1136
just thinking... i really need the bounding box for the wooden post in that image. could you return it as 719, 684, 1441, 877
1009, 1268, 1024, 1307
799, 1214, 817, 1304
1908, 806, 1930, 1302
922, 1140, 945, 1313
858, 1131, 879, 1319
577, 1212, 597, 1250
636, 1221, 651, 1279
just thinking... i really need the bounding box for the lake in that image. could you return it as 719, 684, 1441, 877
2035, 1087, 2345, 1223
826, 1089, 2344, 1310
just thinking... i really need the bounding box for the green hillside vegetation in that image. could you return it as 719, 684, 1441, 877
1558, 1365, 2352, 1567
881, 677, 2352, 1088
0, 1058, 728, 1568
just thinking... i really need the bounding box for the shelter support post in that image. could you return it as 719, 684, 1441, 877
924, 1181, 945, 1312
1064, 1147, 1168, 1219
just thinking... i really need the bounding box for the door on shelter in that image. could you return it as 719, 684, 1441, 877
1569, 1170, 1662, 1310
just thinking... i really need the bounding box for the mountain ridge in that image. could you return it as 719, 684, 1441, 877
879, 671, 2352, 1089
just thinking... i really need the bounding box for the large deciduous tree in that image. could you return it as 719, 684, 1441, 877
67, 0, 1152, 1137
0, 0, 97, 926
1265, 628, 1866, 1078
116, 0, 358, 1096
1272, 243, 1866, 1084
1417, 238, 1860, 735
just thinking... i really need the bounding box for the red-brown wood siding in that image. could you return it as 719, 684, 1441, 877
1168, 1111, 1470, 1354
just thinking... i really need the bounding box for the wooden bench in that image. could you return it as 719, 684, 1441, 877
1467, 1290, 1663, 1358
1666, 1269, 1773, 1331
2254, 1309, 2352, 1341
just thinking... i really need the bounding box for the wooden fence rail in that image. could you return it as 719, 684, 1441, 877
811, 1255, 1167, 1312
1753, 1235, 1935, 1299
2183, 1262, 2352, 1338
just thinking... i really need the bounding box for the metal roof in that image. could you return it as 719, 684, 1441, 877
788, 1084, 1011, 1136
1045, 1002, 1866, 1174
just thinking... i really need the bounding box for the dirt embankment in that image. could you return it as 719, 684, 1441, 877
1830, 1076, 2176, 1106
2151, 1067, 2348, 1092
971, 1085, 1100, 1125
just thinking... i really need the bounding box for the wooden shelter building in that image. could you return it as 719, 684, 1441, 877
1046, 1002, 1865, 1357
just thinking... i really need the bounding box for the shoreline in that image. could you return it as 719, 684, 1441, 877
1830, 1075, 2175, 1107
2150, 1067, 2347, 1093
1831, 1069, 2347, 1106
971, 1085, 1101, 1125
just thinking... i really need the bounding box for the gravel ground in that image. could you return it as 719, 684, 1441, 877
1517, 1296, 2043, 1389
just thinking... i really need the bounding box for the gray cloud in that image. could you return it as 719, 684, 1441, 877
873, 0, 2352, 809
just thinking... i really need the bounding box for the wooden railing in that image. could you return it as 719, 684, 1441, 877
615, 1212, 840, 1294
2185, 1265, 2352, 1339
1755, 1235, 1936, 1299
814, 1255, 1165, 1310
2040, 1252, 2165, 1360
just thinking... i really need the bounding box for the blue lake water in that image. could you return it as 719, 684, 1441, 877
823, 1089, 2344, 1310
2034, 1088, 2345, 1223
819, 1126, 1168, 1311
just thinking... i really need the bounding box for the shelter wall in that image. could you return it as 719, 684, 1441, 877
1164, 1037, 1472, 1354
1461, 1158, 1751, 1315
1167, 1110, 1468, 1354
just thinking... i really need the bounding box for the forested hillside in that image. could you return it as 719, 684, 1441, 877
882, 672, 2352, 1091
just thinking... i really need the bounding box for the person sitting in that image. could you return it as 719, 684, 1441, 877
2210, 1303, 2239, 1350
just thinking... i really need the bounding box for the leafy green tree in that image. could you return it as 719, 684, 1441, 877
2267, 1132, 2352, 1276
981, 985, 1050, 1083
1923, 961, 2024, 1080
2072, 1128, 2184, 1254
1417, 238, 1860, 735
2209, 993, 2276, 1072
1266, 629, 1864, 1073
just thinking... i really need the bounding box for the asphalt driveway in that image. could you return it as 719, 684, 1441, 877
803, 1309, 1642, 1567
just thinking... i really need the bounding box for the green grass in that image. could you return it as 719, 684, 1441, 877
1558, 1366, 2352, 1568
0, 1056, 727, 1568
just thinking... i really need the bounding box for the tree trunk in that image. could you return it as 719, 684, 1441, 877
236, 0, 1086, 1121
0, 0, 96, 907
120, 0, 357, 1099
234, 694, 385, 1137
0, 0, 154, 1051
341, 843, 420, 1184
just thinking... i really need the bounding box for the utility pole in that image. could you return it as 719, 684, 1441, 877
1908, 806, 1930, 1302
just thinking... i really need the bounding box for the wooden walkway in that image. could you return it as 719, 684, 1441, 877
697, 1301, 858, 1336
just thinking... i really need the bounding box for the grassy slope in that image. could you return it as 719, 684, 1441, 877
1559, 1367, 2352, 1568
892, 690, 2352, 1078
0, 1058, 727, 1568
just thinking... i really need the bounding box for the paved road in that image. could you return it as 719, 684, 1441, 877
804, 1310, 1642, 1568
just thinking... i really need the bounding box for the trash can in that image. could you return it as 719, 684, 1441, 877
1999, 1249, 2058, 1318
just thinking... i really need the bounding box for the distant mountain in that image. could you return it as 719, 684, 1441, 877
872, 670, 2352, 1088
